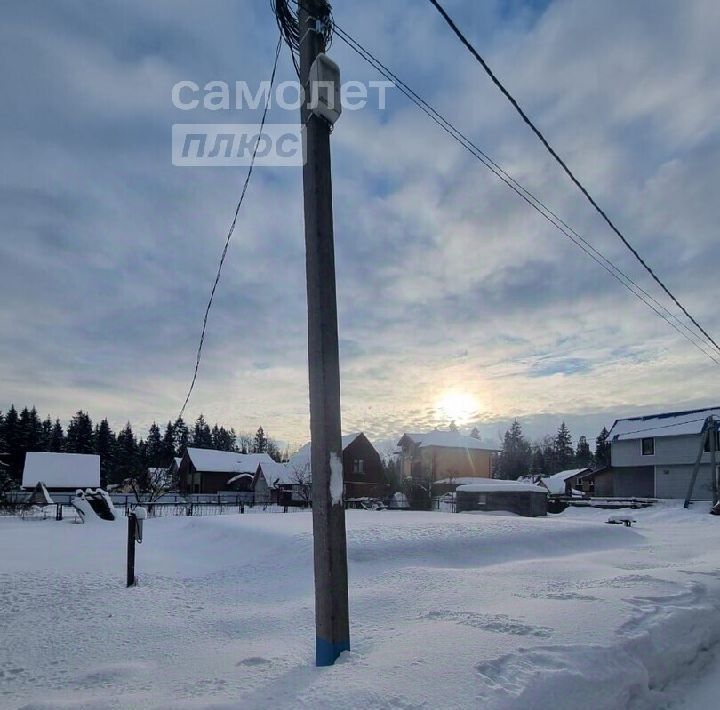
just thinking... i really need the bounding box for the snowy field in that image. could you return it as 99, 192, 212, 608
2, 505, 720, 709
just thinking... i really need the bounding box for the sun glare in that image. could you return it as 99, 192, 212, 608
435, 391, 480, 425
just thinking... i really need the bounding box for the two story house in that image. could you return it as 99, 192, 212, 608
285, 432, 387, 501
605, 406, 720, 499
397, 430, 498, 485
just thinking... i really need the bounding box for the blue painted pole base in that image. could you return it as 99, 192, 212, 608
316, 636, 350, 666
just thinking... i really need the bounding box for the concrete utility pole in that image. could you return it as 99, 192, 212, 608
298, 0, 350, 666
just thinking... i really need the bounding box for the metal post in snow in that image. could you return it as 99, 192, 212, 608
126, 513, 137, 587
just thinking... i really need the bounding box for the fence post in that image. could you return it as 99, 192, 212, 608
126, 513, 137, 587
56, 503, 63, 521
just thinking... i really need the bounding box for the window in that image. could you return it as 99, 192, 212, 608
641, 437, 655, 456
352, 459, 364, 475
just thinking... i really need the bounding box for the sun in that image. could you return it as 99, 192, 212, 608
435, 391, 480, 425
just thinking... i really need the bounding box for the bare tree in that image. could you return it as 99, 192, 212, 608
129, 466, 171, 504
289, 463, 312, 505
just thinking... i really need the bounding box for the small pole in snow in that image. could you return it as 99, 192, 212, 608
126, 507, 146, 587
126, 513, 137, 587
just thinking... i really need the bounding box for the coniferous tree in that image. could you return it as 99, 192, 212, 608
575, 435, 593, 468
595, 427, 611, 467
172, 417, 189, 456
253, 426, 268, 454
160, 421, 176, 461
40, 416, 53, 450
496, 420, 532, 479
0, 410, 6, 453
145, 422, 163, 467
470, 427, 480, 440
66, 411, 94, 454
553, 422, 574, 472
93, 419, 116, 487
19, 407, 42, 456
541, 435, 557, 475
530, 445, 548, 477
211, 425, 236, 452
114, 422, 140, 484
49, 419, 65, 452
192, 414, 213, 449
2, 405, 22, 479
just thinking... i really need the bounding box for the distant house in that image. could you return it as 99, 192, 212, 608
398, 430, 498, 485
285, 433, 387, 501
178, 448, 274, 494
22, 452, 100, 492
604, 407, 720, 499
538, 468, 591, 496
253, 460, 310, 506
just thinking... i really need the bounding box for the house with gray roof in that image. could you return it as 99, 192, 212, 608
603, 406, 720, 499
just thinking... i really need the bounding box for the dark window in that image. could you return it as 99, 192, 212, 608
193, 483, 200, 493
352, 459, 364, 474
641, 438, 654, 456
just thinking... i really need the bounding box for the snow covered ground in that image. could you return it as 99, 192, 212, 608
2, 504, 720, 709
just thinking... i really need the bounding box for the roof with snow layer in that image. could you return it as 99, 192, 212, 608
399, 430, 499, 451
457, 479, 545, 494
186, 448, 273, 474
256, 460, 296, 486
286, 433, 364, 473
538, 468, 590, 495
608, 407, 720, 441
22, 452, 100, 489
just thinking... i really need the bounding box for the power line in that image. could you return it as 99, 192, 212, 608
177, 35, 283, 422
273, 0, 333, 76
330, 23, 720, 366
426, 0, 720, 357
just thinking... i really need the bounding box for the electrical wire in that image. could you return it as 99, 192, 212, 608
177, 35, 283, 422
331, 23, 720, 366
426, 0, 720, 357
272, 0, 333, 76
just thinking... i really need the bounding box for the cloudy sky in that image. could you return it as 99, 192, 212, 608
2, 0, 719, 450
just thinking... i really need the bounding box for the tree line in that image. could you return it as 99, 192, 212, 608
0, 404, 286, 490
494, 419, 610, 480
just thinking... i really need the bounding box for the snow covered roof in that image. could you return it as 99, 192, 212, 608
399, 431, 499, 452
253, 460, 293, 486
538, 469, 589, 495
434, 476, 494, 486
186, 448, 273, 473
286, 433, 363, 473
608, 407, 720, 441
457, 480, 545, 494
22, 452, 100, 489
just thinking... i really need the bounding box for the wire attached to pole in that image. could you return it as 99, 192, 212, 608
177, 35, 283, 422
